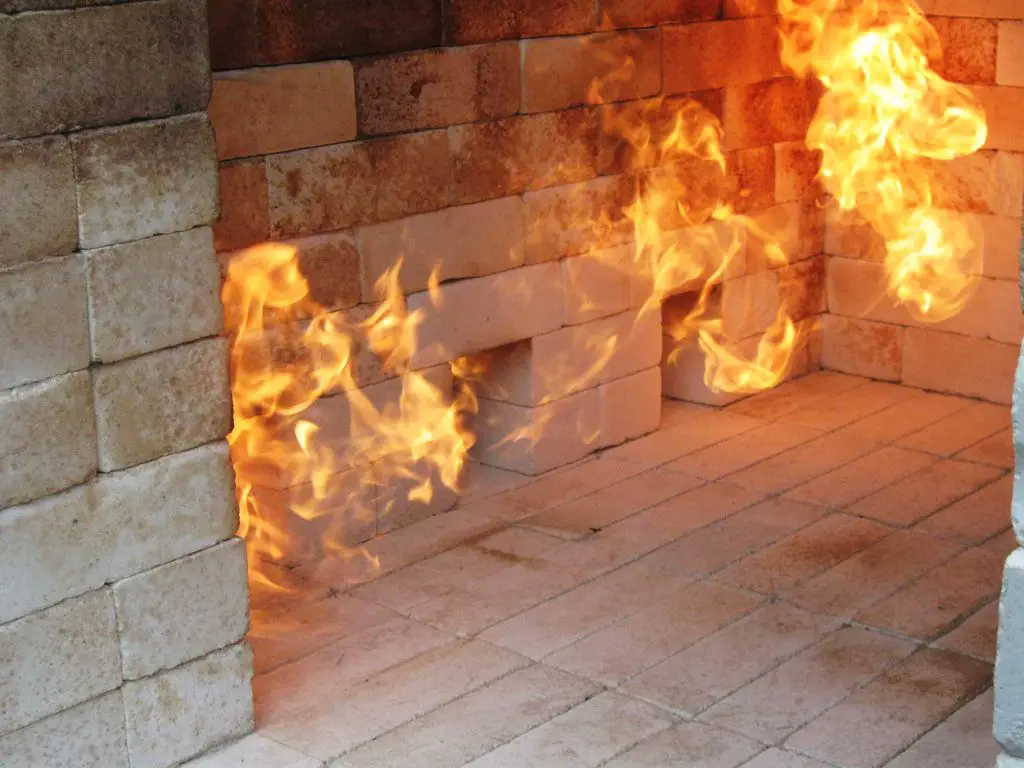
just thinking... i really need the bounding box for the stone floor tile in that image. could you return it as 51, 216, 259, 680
785, 381, 920, 431
544, 581, 762, 685
956, 429, 1015, 470
848, 460, 1005, 526
914, 474, 1013, 544
740, 749, 834, 768
784, 530, 964, 618
713, 514, 893, 596
700, 627, 917, 744
333, 665, 600, 768
664, 422, 824, 480
479, 558, 694, 659
643, 498, 828, 577
602, 720, 762, 768
726, 372, 869, 421
837, 391, 973, 445
934, 600, 1000, 662
621, 603, 837, 716
264, 640, 529, 760
661, 399, 716, 429
520, 468, 704, 539
182, 734, 319, 768
896, 402, 1010, 457
883, 688, 1000, 768
855, 546, 1007, 641
784, 648, 992, 768
460, 462, 533, 501
784, 446, 937, 508
982, 528, 1018, 559
461, 691, 677, 768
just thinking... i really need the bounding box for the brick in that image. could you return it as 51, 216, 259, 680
839, 390, 973, 445
0, 590, 120, 737
604, 721, 761, 767
214, 159, 269, 252
523, 30, 660, 113
0, 137, 76, 269
975, 85, 1024, 151
278, 230, 362, 312
450, 110, 599, 204
123, 643, 253, 768
936, 601, 999, 661
932, 150, 1024, 218
0, 256, 88, 391
724, 78, 820, 150
601, 367, 661, 448
785, 380, 918, 431
820, 314, 904, 381
775, 141, 821, 203
727, 145, 776, 213
785, 445, 935, 508
723, 0, 775, 15
903, 326, 1018, 403
0, 691, 128, 768
747, 199, 824, 269
0, 0, 209, 140
1000, 22, 1024, 85
73, 115, 218, 249
930, 16, 998, 85
359, 197, 525, 296
358, 43, 519, 134
92, 338, 232, 471
824, 206, 886, 261
563, 246, 632, 325
917, 472, 1012, 543
183, 734, 317, 768
600, 0, 720, 27
0, 372, 97, 509
408, 262, 564, 368
664, 17, 782, 94
887, 689, 1002, 768
209, 62, 356, 160
917, 0, 1024, 16
446, 0, 596, 43
897, 400, 1010, 456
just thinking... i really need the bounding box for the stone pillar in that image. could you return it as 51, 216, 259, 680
0, 2, 252, 766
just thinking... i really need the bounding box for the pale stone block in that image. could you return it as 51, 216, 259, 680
0, 255, 89, 390
92, 338, 232, 471
123, 643, 254, 768
0, 590, 120, 737
999, 23, 1024, 86
562, 247, 632, 326
73, 114, 219, 249
0, 136, 77, 269
86, 227, 223, 362
663, 16, 782, 93
821, 314, 903, 382
933, 150, 1024, 218
600, 367, 661, 448
975, 85, 1024, 152
115, 539, 249, 679
182, 734, 318, 768
661, 332, 749, 406
0, 691, 128, 768
0, 371, 97, 509
916, 0, 1024, 17
409, 262, 564, 368
989, 549, 1024, 756
903, 327, 1017, 404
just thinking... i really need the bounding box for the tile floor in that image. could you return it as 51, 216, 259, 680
190, 372, 1016, 768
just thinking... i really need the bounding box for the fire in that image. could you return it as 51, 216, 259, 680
778, 0, 988, 321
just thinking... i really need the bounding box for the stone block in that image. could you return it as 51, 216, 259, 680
0, 0, 209, 140
727, 145, 776, 214
600, 367, 661, 448
663, 17, 782, 94
724, 78, 821, 151
445, 0, 596, 43
0, 691, 128, 768
747, 199, 824, 269
0, 442, 237, 625
357, 43, 519, 134
214, 159, 270, 252
0, 371, 97, 509
662, 332, 749, 407
997, 550, 1024, 757
930, 17, 997, 85
210, 62, 356, 160
916, 0, 1024, 16
285, 231, 362, 311
975, 85, 1024, 152
999, 22, 1024, 86
563, 246, 632, 325
122, 643, 254, 768
723, 0, 775, 15
0, 590, 120, 737
115, 540, 249, 679
600, 0, 719, 27
821, 314, 904, 382
903, 326, 1017, 404
0, 136, 76, 270
932, 150, 1024, 218
775, 141, 821, 203
73, 114, 219, 249
92, 338, 232, 471
0, 255, 89, 390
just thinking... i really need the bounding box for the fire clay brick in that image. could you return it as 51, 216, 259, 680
122, 643, 253, 768
821, 315, 904, 382
357, 43, 519, 134
73, 115, 219, 249
445, 0, 597, 44
932, 150, 1024, 218
0, 590, 121, 737
522, 30, 661, 113
664, 17, 782, 94
723, 0, 776, 15
0, 136, 76, 270
600, 367, 661, 448
0, 372, 97, 510
285, 231, 362, 311
0, 0, 209, 140
903, 326, 1018, 403
91, 338, 232, 471
975, 86, 1024, 152
999, 22, 1024, 86
727, 145, 776, 214
930, 17, 998, 85
562, 246, 632, 325
775, 141, 822, 203
600, 0, 720, 28
209, 62, 356, 160
724, 78, 821, 151
214, 159, 269, 252
917, 0, 1024, 17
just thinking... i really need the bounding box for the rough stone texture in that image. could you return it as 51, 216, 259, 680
115, 539, 249, 679
445, 0, 596, 43
997, 550, 1024, 757
123, 643, 254, 768
600, 0, 719, 27
0, 691, 128, 768
0, 371, 97, 509
73, 114, 219, 249
0, 0, 209, 140
820, 315, 905, 383
663, 17, 782, 94
0, 255, 89, 390
930, 16, 998, 84
0, 136, 77, 269
0, 589, 120, 737
87, 227, 223, 363
998, 22, 1024, 86
91, 338, 232, 471
214, 158, 270, 252
286, 231, 362, 311
0, 442, 236, 625
724, 78, 821, 151
903, 327, 1017, 404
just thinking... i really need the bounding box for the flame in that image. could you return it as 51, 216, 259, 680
778, 0, 987, 321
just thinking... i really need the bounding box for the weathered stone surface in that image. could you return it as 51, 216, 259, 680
0, 442, 236, 624
73, 114, 219, 249
214, 159, 270, 252
0, 691, 128, 768
122, 643, 254, 768
0, 590, 120, 737
0, 255, 89, 390
287, 231, 362, 311
91, 338, 232, 471
600, 367, 661, 448
997, 550, 1024, 757
0, 371, 97, 509
445, 0, 596, 43
0, 136, 77, 269
86, 228, 223, 362
0, 0, 209, 139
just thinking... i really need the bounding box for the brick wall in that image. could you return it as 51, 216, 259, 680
0, 2, 252, 766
